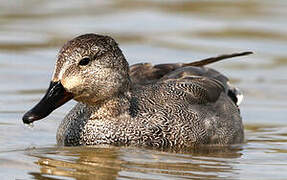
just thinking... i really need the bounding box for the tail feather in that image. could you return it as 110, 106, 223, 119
184, 51, 253, 67
228, 87, 244, 106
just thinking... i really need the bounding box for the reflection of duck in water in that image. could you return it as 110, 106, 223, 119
23, 34, 251, 149
27, 146, 242, 179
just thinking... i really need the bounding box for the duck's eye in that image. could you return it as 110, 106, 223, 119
79, 58, 91, 66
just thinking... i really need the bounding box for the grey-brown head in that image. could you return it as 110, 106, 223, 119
23, 34, 130, 124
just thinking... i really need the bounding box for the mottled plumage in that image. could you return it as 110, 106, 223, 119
23, 34, 250, 150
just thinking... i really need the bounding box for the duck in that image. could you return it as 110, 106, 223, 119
23, 33, 251, 149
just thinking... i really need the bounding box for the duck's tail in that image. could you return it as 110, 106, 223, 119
184, 51, 253, 67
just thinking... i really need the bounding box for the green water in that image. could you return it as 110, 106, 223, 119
0, 0, 287, 179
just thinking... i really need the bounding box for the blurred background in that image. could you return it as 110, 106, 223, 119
0, 0, 287, 179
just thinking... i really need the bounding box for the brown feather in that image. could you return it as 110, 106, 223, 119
184, 51, 253, 67
129, 51, 253, 86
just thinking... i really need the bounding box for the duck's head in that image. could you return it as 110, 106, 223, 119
23, 34, 130, 124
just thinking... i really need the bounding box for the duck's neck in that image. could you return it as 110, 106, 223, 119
87, 91, 132, 120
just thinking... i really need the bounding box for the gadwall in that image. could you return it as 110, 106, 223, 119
23, 34, 251, 149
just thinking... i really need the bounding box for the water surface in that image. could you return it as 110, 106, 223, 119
0, 0, 287, 179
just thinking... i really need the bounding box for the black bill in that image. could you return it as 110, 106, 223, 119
22, 81, 73, 124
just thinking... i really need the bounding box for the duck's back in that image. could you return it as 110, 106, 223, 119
128, 65, 244, 148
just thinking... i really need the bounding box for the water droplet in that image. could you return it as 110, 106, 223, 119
25, 123, 34, 129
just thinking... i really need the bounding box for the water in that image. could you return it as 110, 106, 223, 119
0, 0, 287, 179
